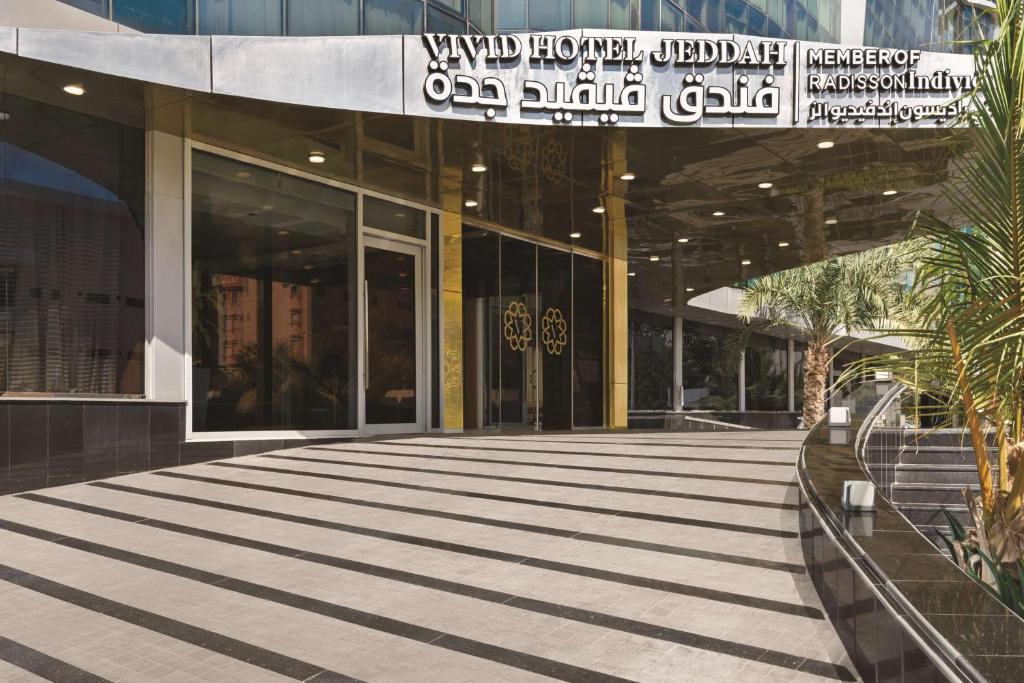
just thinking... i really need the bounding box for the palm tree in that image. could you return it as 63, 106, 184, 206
854, 0, 1024, 578
738, 244, 916, 428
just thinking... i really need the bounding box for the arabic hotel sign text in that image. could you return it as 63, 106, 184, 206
409, 33, 976, 128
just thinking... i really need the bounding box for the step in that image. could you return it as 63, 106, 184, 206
898, 448, 988, 466
914, 524, 960, 555
895, 503, 971, 528
890, 483, 968, 506
895, 464, 982, 485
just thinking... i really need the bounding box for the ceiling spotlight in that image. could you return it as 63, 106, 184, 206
311, 278, 322, 284
620, 172, 636, 181
758, 182, 773, 189
677, 237, 689, 243
649, 255, 660, 262
63, 84, 85, 96
303, 264, 315, 271
825, 218, 838, 225
464, 199, 478, 208
663, 297, 672, 303
817, 140, 835, 149
685, 287, 695, 292
235, 170, 251, 179
778, 241, 790, 247
0, 112, 10, 121
741, 258, 752, 265
569, 231, 582, 239
308, 152, 326, 164
277, 229, 290, 236
471, 163, 487, 173
628, 271, 636, 277
291, 249, 302, 255
883, 189, 898, 196
712, 211, 725, 217
393, 211, 408, 218
592, 205, 606, 214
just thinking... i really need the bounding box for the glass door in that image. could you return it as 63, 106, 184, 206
361, 236, 424, 434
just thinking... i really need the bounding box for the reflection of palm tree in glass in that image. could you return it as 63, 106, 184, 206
215, 342, 353, 429
745, 348, 787, 411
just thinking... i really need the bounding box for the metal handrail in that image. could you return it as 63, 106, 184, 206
854, 383, 907, 500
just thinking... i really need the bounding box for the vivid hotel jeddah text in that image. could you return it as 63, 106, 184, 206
410, 33, 977, 128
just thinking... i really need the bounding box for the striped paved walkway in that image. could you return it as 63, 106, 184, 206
0, 431, 855, 682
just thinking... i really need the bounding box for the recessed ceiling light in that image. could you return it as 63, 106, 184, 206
235, 170, 251, 179
592, 206, 606, 214
471, 163, 487, 173
677, 237, 689, 243
685, 287, 695, 292
393, 211, 408, 218
825, 218, 838, 225
758, 182, 773, 189
778, 241, 790, 247
63, 84, 85, 96
712, 211, 725, 217
649, 255, 660, 262
311, 278, 321, 284
628, 271, 636, 277
569, 231, 582, 239
817, 140, 835, 149
663, 297, 672, 303
261, 204, 274, 211
464, 199, 478, 208
741, 258, 752, 265
0, 112, 10, 121
291, 249, 302, 255
308, 152, 326, 164
883, 189, 898, 196
277, 230, 289, 236
620, 172, 636, 181
303, 264, 314, 270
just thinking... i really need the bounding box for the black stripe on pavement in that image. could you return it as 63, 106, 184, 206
331, 442, 796, 466
0, 636, 111, 683
253, 456, 800, 510
0, 510, 851, 681
171, 467, 797, 538
303, 447, 797, 487
0, 518, 631, 683
0, 564, 351, 682
392, 439, 798, 455
59, 485, 815, 617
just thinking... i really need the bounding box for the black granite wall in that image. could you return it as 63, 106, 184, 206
799, 492, 944, 682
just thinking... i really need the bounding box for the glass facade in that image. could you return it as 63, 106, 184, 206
627, 310, 672, 410
498, 0, 838, 40
0, 94, 145, 395
191, 151, 358, 431
744, 332, 787, 411
462, 226, 603, 430
864, 0, 994, 53
68, 0, 490, 35
58, 0, 992, 51
682, 321, 738, 410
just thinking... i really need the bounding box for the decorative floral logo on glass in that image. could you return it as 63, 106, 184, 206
503, 301, 533, 351
541, 307, 568, 356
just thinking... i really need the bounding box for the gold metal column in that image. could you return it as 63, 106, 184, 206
604, 130, 629, 429
440, 130, 465, 432
442, 210, 464, 432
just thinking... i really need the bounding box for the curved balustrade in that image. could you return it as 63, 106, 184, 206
798, 384, 1024, 683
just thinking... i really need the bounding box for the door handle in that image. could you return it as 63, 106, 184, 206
363, 279, 369, 390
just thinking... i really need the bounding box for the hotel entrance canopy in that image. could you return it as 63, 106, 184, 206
0, 26, 974, 311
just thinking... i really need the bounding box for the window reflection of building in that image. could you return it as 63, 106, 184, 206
191, 151, 357, 432
864, 0, 994, 53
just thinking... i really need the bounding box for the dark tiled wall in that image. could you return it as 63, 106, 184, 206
0, 400, 355, 495
799, 492, 944, 682
0, 401, 185, 494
